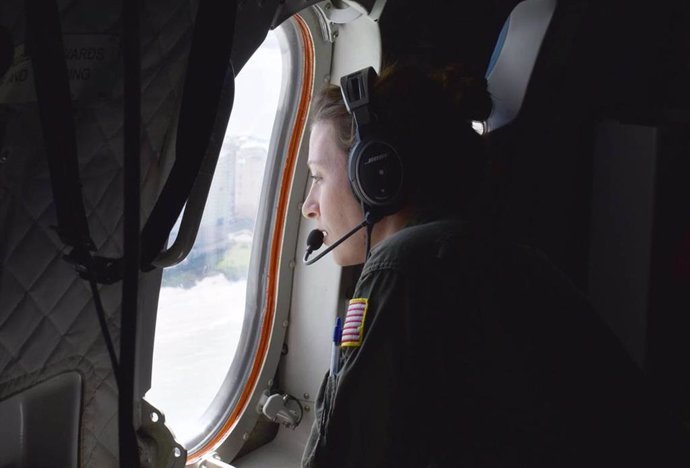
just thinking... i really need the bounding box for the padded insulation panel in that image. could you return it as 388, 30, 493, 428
0, 0, 197, 466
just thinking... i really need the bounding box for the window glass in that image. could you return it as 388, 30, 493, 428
145, 29, 283, 445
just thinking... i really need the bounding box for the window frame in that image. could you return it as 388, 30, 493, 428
182, 13, 316, 464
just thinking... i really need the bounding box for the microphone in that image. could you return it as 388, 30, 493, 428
303, 221, 367, 265
304, 229, 324, 261
303, 211, 381, 265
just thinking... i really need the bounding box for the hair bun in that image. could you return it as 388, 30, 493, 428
432, 63, 492, 122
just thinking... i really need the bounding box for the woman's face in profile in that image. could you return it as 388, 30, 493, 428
302, 121, 367, 266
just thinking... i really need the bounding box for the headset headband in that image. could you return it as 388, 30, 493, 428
340, 67, 377, 140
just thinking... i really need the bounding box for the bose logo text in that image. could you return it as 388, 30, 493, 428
364, 153, 389, 165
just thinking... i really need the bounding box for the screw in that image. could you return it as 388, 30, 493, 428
303, 393, 310, 399
243, 432, 250, 441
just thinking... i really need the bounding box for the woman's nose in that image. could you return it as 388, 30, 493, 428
302, 188, 318, 219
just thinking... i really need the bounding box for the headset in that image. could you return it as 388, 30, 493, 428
340, 67, 404, 220
304, 67, 406, 265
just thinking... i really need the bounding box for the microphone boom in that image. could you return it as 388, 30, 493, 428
303, 219, 368, 265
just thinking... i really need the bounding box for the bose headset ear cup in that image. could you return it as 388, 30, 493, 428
348, 138, 404, 216
341, 67, 405, 218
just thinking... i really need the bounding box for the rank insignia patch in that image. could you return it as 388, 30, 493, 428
341, 298, 368, 348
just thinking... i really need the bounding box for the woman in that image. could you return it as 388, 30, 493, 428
300, 64, 689, 467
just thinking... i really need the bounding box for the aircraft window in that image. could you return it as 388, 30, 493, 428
145, 28, 284, 446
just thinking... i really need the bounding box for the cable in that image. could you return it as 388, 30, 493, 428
363, 203, 379, 261
365, 219, 374, 260
87, 272, 121, 390
120, 0, 142, 466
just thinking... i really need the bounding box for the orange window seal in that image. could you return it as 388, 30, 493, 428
186, 13, 315, 465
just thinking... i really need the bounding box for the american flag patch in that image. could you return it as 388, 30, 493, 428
341, 298, 368, 348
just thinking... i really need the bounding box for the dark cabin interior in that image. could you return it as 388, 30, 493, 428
0, 0, 689, 465
378, 0, 690, 424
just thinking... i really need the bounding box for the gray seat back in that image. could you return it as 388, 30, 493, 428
484, 0, 557, 133
0, 372, 82, 468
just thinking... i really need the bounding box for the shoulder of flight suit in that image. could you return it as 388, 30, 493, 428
361, 217, 473, 277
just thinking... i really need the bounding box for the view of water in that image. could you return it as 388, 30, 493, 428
146, 275, 246, 443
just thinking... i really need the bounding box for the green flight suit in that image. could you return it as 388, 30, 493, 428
302, 218, 690, 468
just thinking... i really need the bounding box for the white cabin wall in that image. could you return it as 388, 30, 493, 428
329, 2, 383, 82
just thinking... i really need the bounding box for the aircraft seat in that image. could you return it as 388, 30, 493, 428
484, 0, 557, 133
0, 372, 82, 467
479, 0, 597, 291
479, 0, 645, 365
475, 2, 690, 457
480, 0, 688, 375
